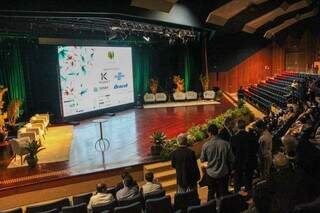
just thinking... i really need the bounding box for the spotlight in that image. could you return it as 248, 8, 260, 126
143, 36, 150, 42
108, 31, 117, 40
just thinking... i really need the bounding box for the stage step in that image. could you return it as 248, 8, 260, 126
154, 170, 176, 182
162, 179, 177, 192
144, 161, 172, 173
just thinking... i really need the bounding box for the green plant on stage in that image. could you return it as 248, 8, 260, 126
159, 104, 255, 160
200, 74, 210, 91
187, 125, 206, 143
24, 140, 45, 168
150, 131, 166, 145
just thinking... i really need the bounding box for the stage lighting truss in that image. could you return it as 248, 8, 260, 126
0, 15, 197, 44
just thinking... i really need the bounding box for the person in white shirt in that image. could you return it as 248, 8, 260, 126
141, 172, 162, 195
87, 183, 115, 212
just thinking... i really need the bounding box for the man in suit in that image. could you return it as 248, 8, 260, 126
231, 119, 259, 193
201, 124, 235, 200
171, 133, 200, 193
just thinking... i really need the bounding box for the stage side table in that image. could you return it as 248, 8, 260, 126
92, 119, 110, 152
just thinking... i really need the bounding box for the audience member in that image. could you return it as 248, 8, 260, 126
256, 120, 272, 179
116, 175, 139, 200
87, 183, 115, 212
171, 133, 200, 192
115, 171, 138, 192
231, 119, 259, 193
200, 124, 234, 200
141, 172, 162, 195
218, 116, 234, 143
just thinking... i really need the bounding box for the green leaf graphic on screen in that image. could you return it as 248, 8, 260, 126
107, 51, 115, 60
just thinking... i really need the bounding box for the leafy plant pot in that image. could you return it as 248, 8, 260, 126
151, 144, 163, 156
26, 156, 38, 168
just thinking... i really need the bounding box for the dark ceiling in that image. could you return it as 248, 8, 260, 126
0, 0, 319, 40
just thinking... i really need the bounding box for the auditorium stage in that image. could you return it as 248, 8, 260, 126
0, 98, 233, 197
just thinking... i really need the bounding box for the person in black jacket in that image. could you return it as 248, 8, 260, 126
231, 119, 259, 192
171, 133, 200, 193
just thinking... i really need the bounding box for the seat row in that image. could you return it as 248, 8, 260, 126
0, 189, 247, 213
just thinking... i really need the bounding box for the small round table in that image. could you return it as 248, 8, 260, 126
92, 119, 110, 152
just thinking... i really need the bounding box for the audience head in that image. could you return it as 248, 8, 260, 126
177, 133, 188, 146
224, 116, 234, 128
255, 119, 266, 132
121, 171, 131, 180
281, 135, 298, 156
96, 183, 107, 193
207, 124, 219, 137
145, 172, 154, 183
123, 175, 134, 188
273, 152, 289, 169
237, 119, 246, 130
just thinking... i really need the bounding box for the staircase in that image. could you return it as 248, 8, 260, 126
143, 161, 177, 194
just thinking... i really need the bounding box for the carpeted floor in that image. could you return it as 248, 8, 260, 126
8, 125, 74, 168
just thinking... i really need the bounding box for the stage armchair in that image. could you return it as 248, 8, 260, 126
155, 93, 167, 102
25, 123, 45, 142
203, 90, 215, 100
173, 92, 186, 101
11, 137, 30, 165
18, 127, 40, 143
144, 93, 156, 103
186, 91, 197, 100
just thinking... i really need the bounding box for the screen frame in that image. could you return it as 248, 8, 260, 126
56, 44, 135, 121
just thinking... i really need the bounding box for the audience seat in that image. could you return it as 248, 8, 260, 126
187, 199, 217, 213
117, 193, 142, 207
61, 203, 87, 213
25, 198, 70, 213
114, 202, 142, 213
37, 209, 59, 213
0, 208, 23, 213
174, 190, 200, 212
72, 192, 93, 205
145, 195, 173, 213
219, 193, 248, 213
92, 200, 117, 213
144, 189, 166, 201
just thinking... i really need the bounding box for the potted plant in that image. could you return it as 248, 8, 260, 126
200, 74, 210, 92
150, 131, 166, 155
24, 140, 45, 168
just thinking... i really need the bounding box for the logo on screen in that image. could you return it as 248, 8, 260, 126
101, 72, 108, 81
114, 83, 128, 89
115, 72, 125, 81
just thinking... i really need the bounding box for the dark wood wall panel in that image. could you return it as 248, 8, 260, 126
209, 44, 279, 93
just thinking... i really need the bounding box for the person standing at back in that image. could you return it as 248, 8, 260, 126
231, 119, 259, 193
256, 120, 273, 179
200, 124, 235, 201
171, 133, 200, 193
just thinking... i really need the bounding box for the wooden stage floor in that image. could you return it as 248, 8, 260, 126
0, 98, 233, 196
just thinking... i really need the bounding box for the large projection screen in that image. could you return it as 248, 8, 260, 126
58, 46, 134, 117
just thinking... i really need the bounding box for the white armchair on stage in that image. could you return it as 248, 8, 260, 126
30, 113, 50, 133
144, 93, 156, 103
18, 127, 40, 143
203, 90, 215, 100
186, 91, 198, 100
11, 137, 30, 164
173, 92, 186, 101
155, 93, 167, 102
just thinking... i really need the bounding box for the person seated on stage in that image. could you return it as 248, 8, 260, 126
87, 183, 115, 212
116, 175, 139, 200
141, 172, 162, 195
115, 171, 139, 192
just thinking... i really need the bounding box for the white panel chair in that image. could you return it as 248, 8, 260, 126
144, 93, 156, 103
18, 127, 40, 143
25, 123, 45, 142
35, 113, 50, 126
30, 116, 48, 133
155, 93, 167, 102
203, 90, 215, 100
186, 91, 198, 100
11, 137, 30, 165
173, 92, 186, 101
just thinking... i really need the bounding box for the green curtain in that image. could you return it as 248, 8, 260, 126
0, 39, 26, 109
184, 46, 191, 91
132, 47, 152, 98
